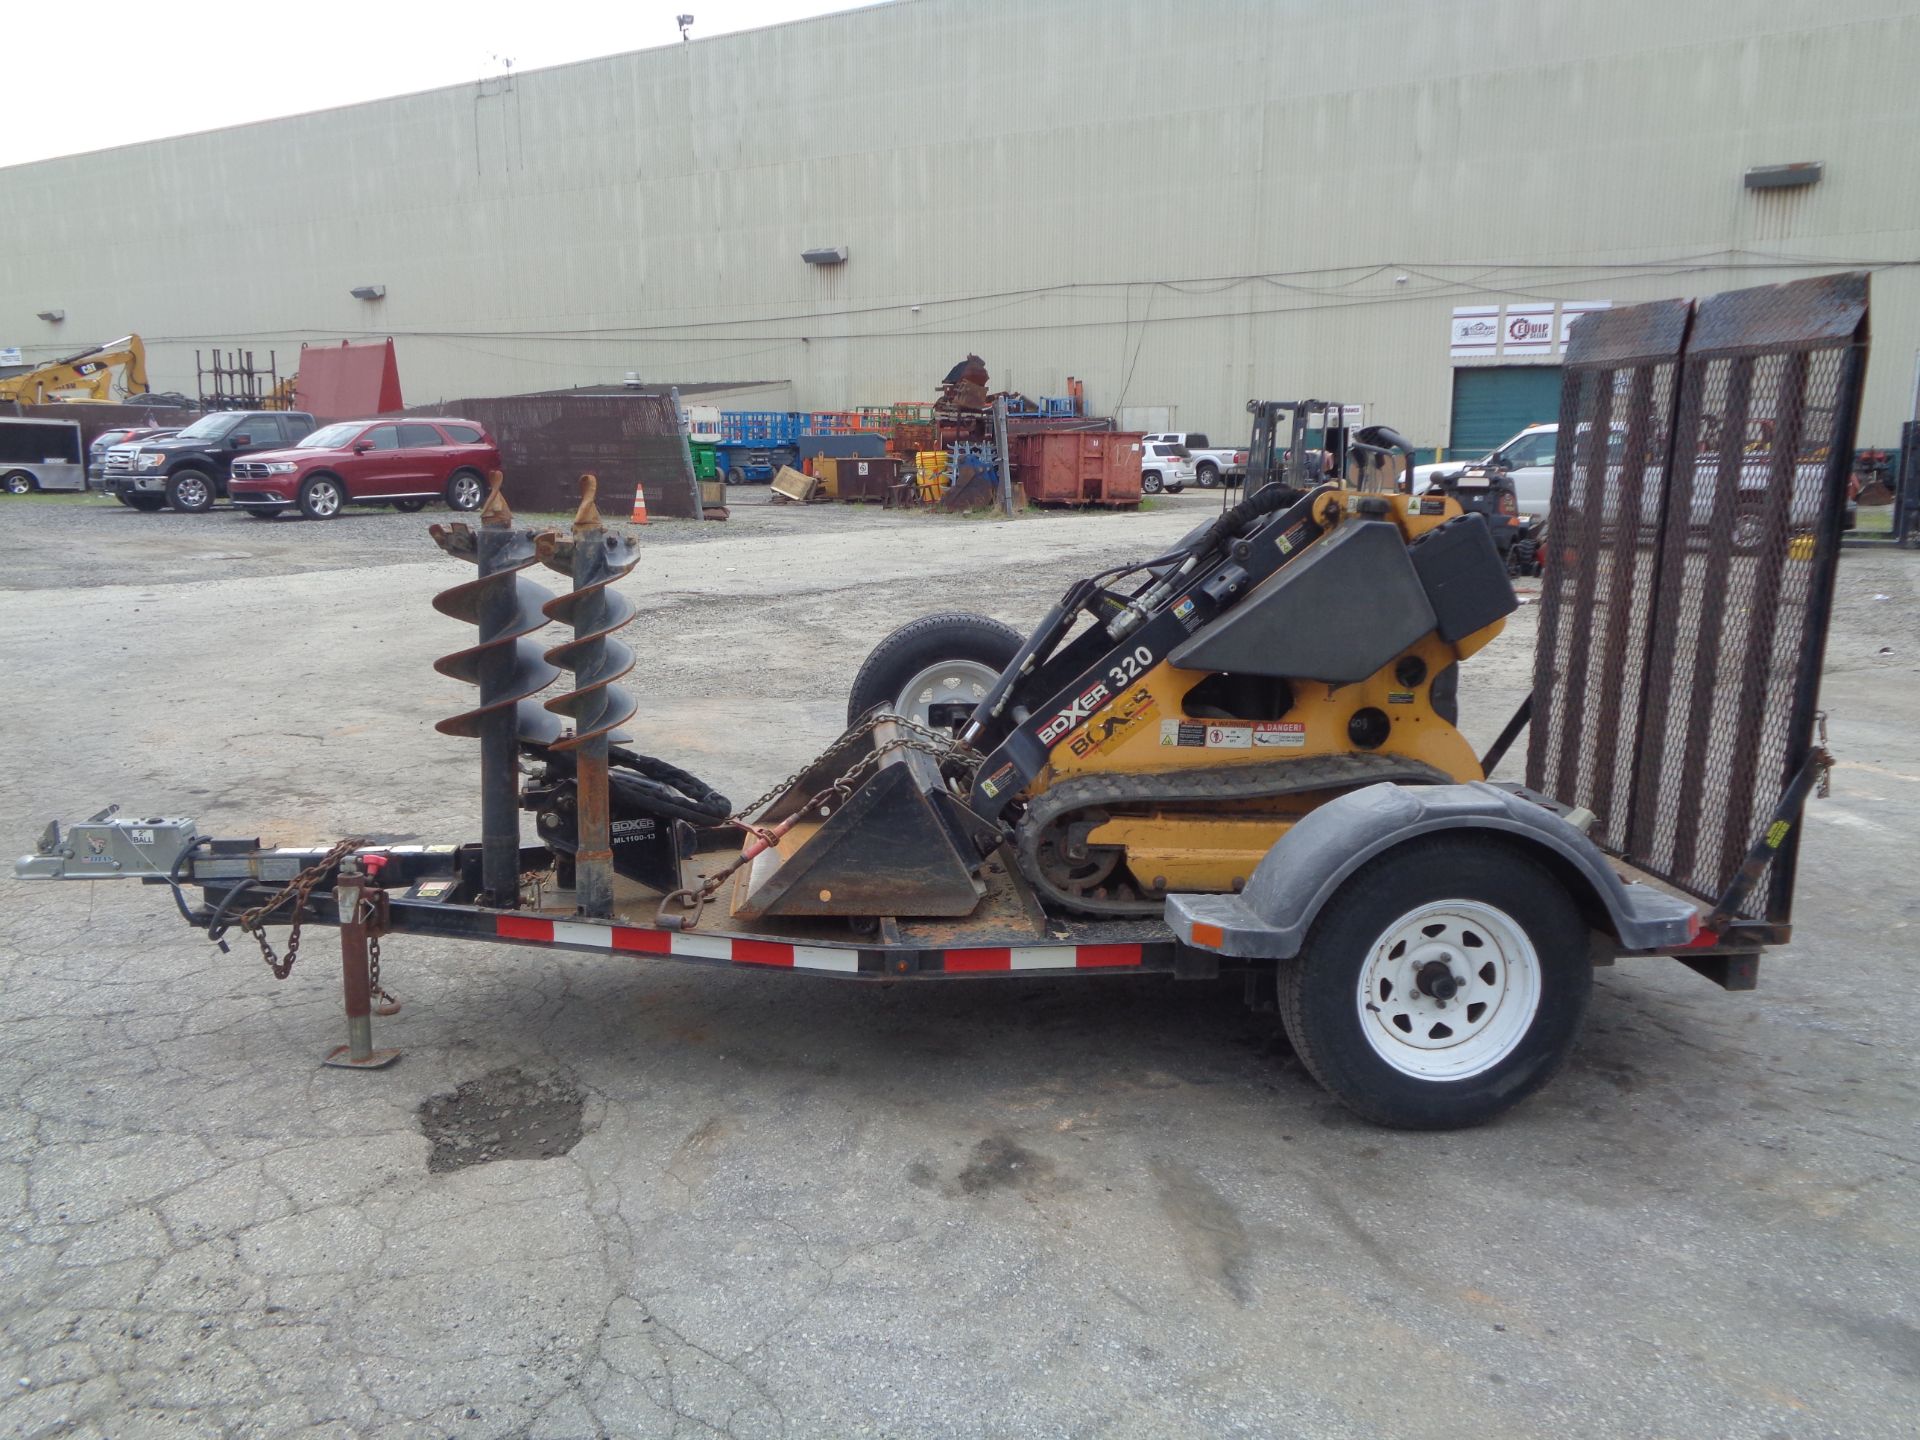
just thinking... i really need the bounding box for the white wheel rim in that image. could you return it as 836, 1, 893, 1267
311, 484, 340, 516
178, 476, 208, 506
894, 658, 1000, 732
1355, 899, 1542, 1080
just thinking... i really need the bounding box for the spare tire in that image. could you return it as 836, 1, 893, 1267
846, 611, 1024, 734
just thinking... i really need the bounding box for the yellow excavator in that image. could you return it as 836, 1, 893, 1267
0, 335, 150, 405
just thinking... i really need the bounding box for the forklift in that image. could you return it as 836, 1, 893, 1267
16, 275, 1867, 1129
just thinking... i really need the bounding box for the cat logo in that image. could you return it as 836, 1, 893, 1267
1068, 686, 1156, 759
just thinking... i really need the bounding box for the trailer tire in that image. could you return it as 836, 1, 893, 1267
846, 611, 1024, 733
166, 468, 216, 514
3, 470, 36, 495
1277, 835, 1591, 1130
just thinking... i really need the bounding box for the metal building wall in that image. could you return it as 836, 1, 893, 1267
3, 0, 1917, 446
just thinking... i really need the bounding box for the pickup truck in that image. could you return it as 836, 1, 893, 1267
101, 410, 317, 512
1141, 431, 1246, 488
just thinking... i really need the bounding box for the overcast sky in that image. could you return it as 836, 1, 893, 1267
5, 1, 871, 168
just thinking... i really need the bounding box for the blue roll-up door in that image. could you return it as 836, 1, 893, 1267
1449, 367, 1562, 458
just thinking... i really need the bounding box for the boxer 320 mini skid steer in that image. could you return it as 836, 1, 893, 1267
16, 274, 1867, 1129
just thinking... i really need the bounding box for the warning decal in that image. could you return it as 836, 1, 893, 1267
1253, 721, 1307, 748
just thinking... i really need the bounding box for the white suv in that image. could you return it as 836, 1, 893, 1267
1139, 442, 1195, 494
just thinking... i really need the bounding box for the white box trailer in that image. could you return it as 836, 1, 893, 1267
0, 416, 87, 493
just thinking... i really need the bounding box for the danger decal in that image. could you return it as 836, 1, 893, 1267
1253, 721, 1307, 748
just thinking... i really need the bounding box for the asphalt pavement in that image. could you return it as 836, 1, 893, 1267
0, 489, 1915, 1439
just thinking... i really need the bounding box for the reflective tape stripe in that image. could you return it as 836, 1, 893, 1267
732, 939, 794, 968
943, 947, 1011, 972
1076, 944, 1144, 968
490, 917, 1141, 975
497, 915, 555, 942
1014, 945, 1078, 970
939, 943, 1144, 972
792, 945, 860, 973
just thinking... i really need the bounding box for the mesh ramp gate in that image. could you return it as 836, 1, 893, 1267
1526, 272, 1868, 923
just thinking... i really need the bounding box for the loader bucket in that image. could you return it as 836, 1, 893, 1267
730, 720, 991, 920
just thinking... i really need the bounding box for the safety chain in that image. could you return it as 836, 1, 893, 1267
233, 837, 366, 980
367, 922, 401, 1015
658, 712, 982, 929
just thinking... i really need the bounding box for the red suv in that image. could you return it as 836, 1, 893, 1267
227, 417, 497, 520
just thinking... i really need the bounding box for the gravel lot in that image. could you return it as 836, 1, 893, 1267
1, 489, 1916, 1438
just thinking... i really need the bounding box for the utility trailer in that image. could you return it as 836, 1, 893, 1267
16, 276, 1867, 1128
0, 416, 87, 494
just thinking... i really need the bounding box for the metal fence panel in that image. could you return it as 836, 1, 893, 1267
1528, 273, 1868, 920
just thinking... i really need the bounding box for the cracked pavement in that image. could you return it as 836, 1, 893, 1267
1, 493, 1916, 1438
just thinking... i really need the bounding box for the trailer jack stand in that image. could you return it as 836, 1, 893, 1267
322, 861, 400, 1070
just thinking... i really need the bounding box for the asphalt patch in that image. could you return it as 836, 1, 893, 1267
417, 1066, 586, 1173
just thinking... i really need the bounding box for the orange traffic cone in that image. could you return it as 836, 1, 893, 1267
630, 481, 649, 525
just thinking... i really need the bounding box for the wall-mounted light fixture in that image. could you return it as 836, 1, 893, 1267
1745, 162, 1823, 190
36, 309, 64, 322
349, 284, 387, 301
801, 247, 848, 266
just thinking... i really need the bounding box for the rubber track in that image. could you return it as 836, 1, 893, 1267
1013, 752, 1454, 917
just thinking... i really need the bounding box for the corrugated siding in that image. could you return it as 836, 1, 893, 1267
3, 0, 1917, 446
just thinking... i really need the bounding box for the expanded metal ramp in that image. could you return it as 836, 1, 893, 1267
1527, 272, 1868, 923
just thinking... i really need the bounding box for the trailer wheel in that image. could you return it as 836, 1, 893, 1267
3, 471, 35, 495
1277, 836, 1591, 1129
846, 611, 1023, 733
166, 468, 216, 513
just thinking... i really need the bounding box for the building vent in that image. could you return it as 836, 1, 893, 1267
1744, 162, 1822, 190
801, 246, 848, 266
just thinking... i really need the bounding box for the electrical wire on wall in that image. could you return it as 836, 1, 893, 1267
127, 250, 1920, 353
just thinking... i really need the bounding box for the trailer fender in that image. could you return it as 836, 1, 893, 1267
1165, 781, 1700, 959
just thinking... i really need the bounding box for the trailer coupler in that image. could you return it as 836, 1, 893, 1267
16, 808, 199, 881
